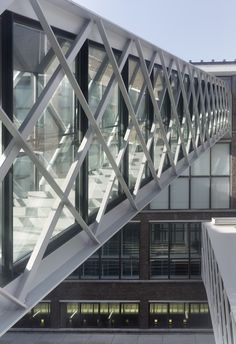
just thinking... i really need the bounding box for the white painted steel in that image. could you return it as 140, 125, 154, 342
0, 0, 231, 336
202, 220, 236, 344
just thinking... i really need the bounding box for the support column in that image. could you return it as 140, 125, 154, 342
50, 298, 60, 328
139, 217, 149, 280
139, 299, 149, 329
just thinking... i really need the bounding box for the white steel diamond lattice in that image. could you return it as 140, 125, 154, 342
0, 0, 231, 336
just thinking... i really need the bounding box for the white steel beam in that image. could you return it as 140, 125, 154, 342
0, 19, 93, 183
30, 0, 137, 211
97, 22, 159, 186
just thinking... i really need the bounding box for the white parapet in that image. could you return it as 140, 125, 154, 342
202, 218, 236, 344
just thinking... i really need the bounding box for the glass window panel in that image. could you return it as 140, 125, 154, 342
170, 259, 189, 277
150, 187, 169, 209
80, 257, 99, 280
150, 259, 169, 278
190, 303, 200, 314
170, 179, 189, 209
121, 259, 139, 279
13, 23, 71, 127
211, 144, 229, 175
33, 303, 50, 314
169, 303, 185, 314
150, 303, 168, 314
93, 304, 99, 314
81, 303, 94, 314
108, 303, 120, 314
170, 223, 187, 246
190, 223, 201, 257
200, 304, 209, 313
13, 23, 75, 259
13, 154, 58, 261
121, 223, 139, 257
190, 260, 201, 277
191, 178, 210, 209
102, 233, 119, 256
100, 303, 109, 314
67, 303, 79, 314
180, 167, 189, 176
150, 223, 169, 255
211, 177, 229, 208
121, 303, 139, 314
128, 58, 150, 187
101, 259, 119, 279
88, 45, 120, 215
191, 150, 210, 175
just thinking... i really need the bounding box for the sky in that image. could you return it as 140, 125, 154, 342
73, 0, 236, 63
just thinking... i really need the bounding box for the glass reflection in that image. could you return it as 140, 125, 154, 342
150, 222, 201, 279
128, 58, 149, 187
88, 45, 120, 215
13, 22, 74, 261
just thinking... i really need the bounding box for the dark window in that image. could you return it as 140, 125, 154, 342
150, 222, 201, 279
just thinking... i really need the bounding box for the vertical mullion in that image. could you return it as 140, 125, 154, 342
147, 66, 154, 176
120, 60, 129, 186
188, 223, 191, 279
168, 223, 171, 279
1, 11, 13, 279
76, 40, 89, 223
119, 229, 122, 280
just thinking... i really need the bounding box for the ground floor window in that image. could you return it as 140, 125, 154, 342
149, 302, 211, 328
61, 301, 139, 328
14, 302, 51, 328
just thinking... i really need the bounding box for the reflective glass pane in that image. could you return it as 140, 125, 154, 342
121, 223, 139, 278
29, 74, 75, 187
150, 223, 169, 278
128, 58, 149, 187
170, 178, 189, 209
153, 129, 165, 171
191, 150, 210, 175
170, 223, 189, 278
101, 233, 119, 279
191, 178, 210, 209
13, 154, 56, 261
13, 23, 74, 260
80, 253, 99, 280
88, 45, 120, 215
211, 177, 229, 208
211, 144, 230, 175
150, 187, 169, 209
13, 23, 71, 127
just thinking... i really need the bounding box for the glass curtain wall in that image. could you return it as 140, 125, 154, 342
150, 222, 201, 279
88, 44, 120, 216
69, 222, 140, 280
128, 57, 151, 187
150, 143, 230, 210
13, 21, 75, 261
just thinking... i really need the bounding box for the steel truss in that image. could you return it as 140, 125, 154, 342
0, 0, 231, 335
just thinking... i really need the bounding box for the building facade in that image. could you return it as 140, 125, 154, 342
0, 0, 232, 335
15, 60, 236, 330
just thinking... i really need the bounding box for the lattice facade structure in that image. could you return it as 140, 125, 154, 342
0, 0, 231, 336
